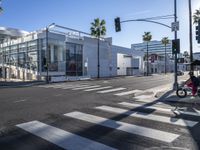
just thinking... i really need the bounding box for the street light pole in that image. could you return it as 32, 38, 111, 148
146, 42, 149, 76
97, 35, 100, 78
173, 0, 178, 90
46, 27, 49, 83
45, 23, 55, 84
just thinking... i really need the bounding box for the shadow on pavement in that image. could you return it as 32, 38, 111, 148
157, 89, 200, 150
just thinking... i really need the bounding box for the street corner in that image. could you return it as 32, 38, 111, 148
159, 90, 200, 105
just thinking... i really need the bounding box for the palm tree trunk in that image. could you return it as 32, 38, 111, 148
165, 45, 167, 74
147, 42, 149, 76
97, 37, 100, 78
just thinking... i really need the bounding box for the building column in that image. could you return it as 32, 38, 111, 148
50, 45, 54, 63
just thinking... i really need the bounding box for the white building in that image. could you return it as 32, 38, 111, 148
0, 25, 144, 81
131, 40, 175, 74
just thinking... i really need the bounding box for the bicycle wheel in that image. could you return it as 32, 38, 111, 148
176, 88, 187, 98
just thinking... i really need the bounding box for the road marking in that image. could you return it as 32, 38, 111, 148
16, 121, 116, 150
119, 102, 174, 113
114, 90, 142, 96
97, 88, 126, 93
134, 98, 158, 103
95, 106, 198, 127
41, 84, 68, 88
55, 84, 91, 89
72, 85, 101, 90
14, 99, 27, 103
64, 111, 180, 143
84, 86, 112, 91
134, 95, 154, 99
119, 102, 200, 117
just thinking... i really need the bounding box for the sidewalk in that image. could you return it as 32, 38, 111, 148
0, 78, 45, 88
134, 83, 200, 105
159, 90, 200, 104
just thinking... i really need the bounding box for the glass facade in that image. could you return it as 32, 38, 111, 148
0, 31, 84, 79
132, 40, 172, 57
0, 40, 39, 71
66, 43, 83, 76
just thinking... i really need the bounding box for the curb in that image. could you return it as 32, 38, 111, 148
0, 82, 46, 88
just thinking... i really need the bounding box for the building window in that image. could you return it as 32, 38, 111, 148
66, 43, 83, 76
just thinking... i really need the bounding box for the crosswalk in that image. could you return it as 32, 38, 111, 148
15, 100, 200, 149
38, 83, 147, 99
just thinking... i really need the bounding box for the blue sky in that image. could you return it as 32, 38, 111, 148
0, 0, 200, 53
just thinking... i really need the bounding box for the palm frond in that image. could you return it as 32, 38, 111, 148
90, 18, 107, 38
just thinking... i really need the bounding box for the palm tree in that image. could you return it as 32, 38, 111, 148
90, 18, 106, 78
183, 51, 189, 63
161, 37, 169, 74
183, 51, 189, 58
143, 32, 152, 76
193, 8, 200, 24
0, 0, 3, 13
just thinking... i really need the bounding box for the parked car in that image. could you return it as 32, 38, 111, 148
177, 70, 184, 76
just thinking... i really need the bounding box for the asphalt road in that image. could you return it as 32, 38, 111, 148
0, 74, 199, 150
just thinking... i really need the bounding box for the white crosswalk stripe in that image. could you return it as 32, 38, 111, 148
84, 86, 112, 91
114, 89, 142, 96
52, 84, 92, 90
95, 105, 198, 127
119, 102, 200, 117
72, 85, 101, 90
134, 95, 154, 100
15, 101, 199, 149
16, 121, 116, 150
64, 111, 180, 143
97, 88, 126, 93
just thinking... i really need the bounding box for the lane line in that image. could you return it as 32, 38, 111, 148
95, 106, 198, 127
64, 111, 180, 143
97, 88, 126, 94
114, 90, 142, 96
119, 102, 200, 117
16, 121, 116, 150
72, 85, 101, 90
84, 86, 112, 92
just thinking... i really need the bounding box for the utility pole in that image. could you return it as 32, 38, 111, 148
173, 0, 178, 90
189, 0, 193, 71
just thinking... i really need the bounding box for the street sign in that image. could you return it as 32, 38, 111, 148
171, 22, 179, 32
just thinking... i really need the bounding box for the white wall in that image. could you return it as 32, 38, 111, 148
117, 53, 132, 75
83, 37, 113, 77
112, 45, 144, 76
83, 37, 144, 77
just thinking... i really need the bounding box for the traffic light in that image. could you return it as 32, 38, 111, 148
195, 20, 200, 44
114, 17, 121, 32
172, 39, 180, 54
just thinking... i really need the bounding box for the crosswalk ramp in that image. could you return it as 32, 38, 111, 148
15, 102, 199, 149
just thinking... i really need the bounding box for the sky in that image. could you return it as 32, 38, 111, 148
0, 0, 200, 53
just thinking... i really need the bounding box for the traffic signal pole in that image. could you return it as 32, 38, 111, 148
173, 0, 178, 90
115, 2, 179, 89
189, 0, 193, 71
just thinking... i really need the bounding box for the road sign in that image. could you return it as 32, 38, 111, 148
171, 22, 179, 32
